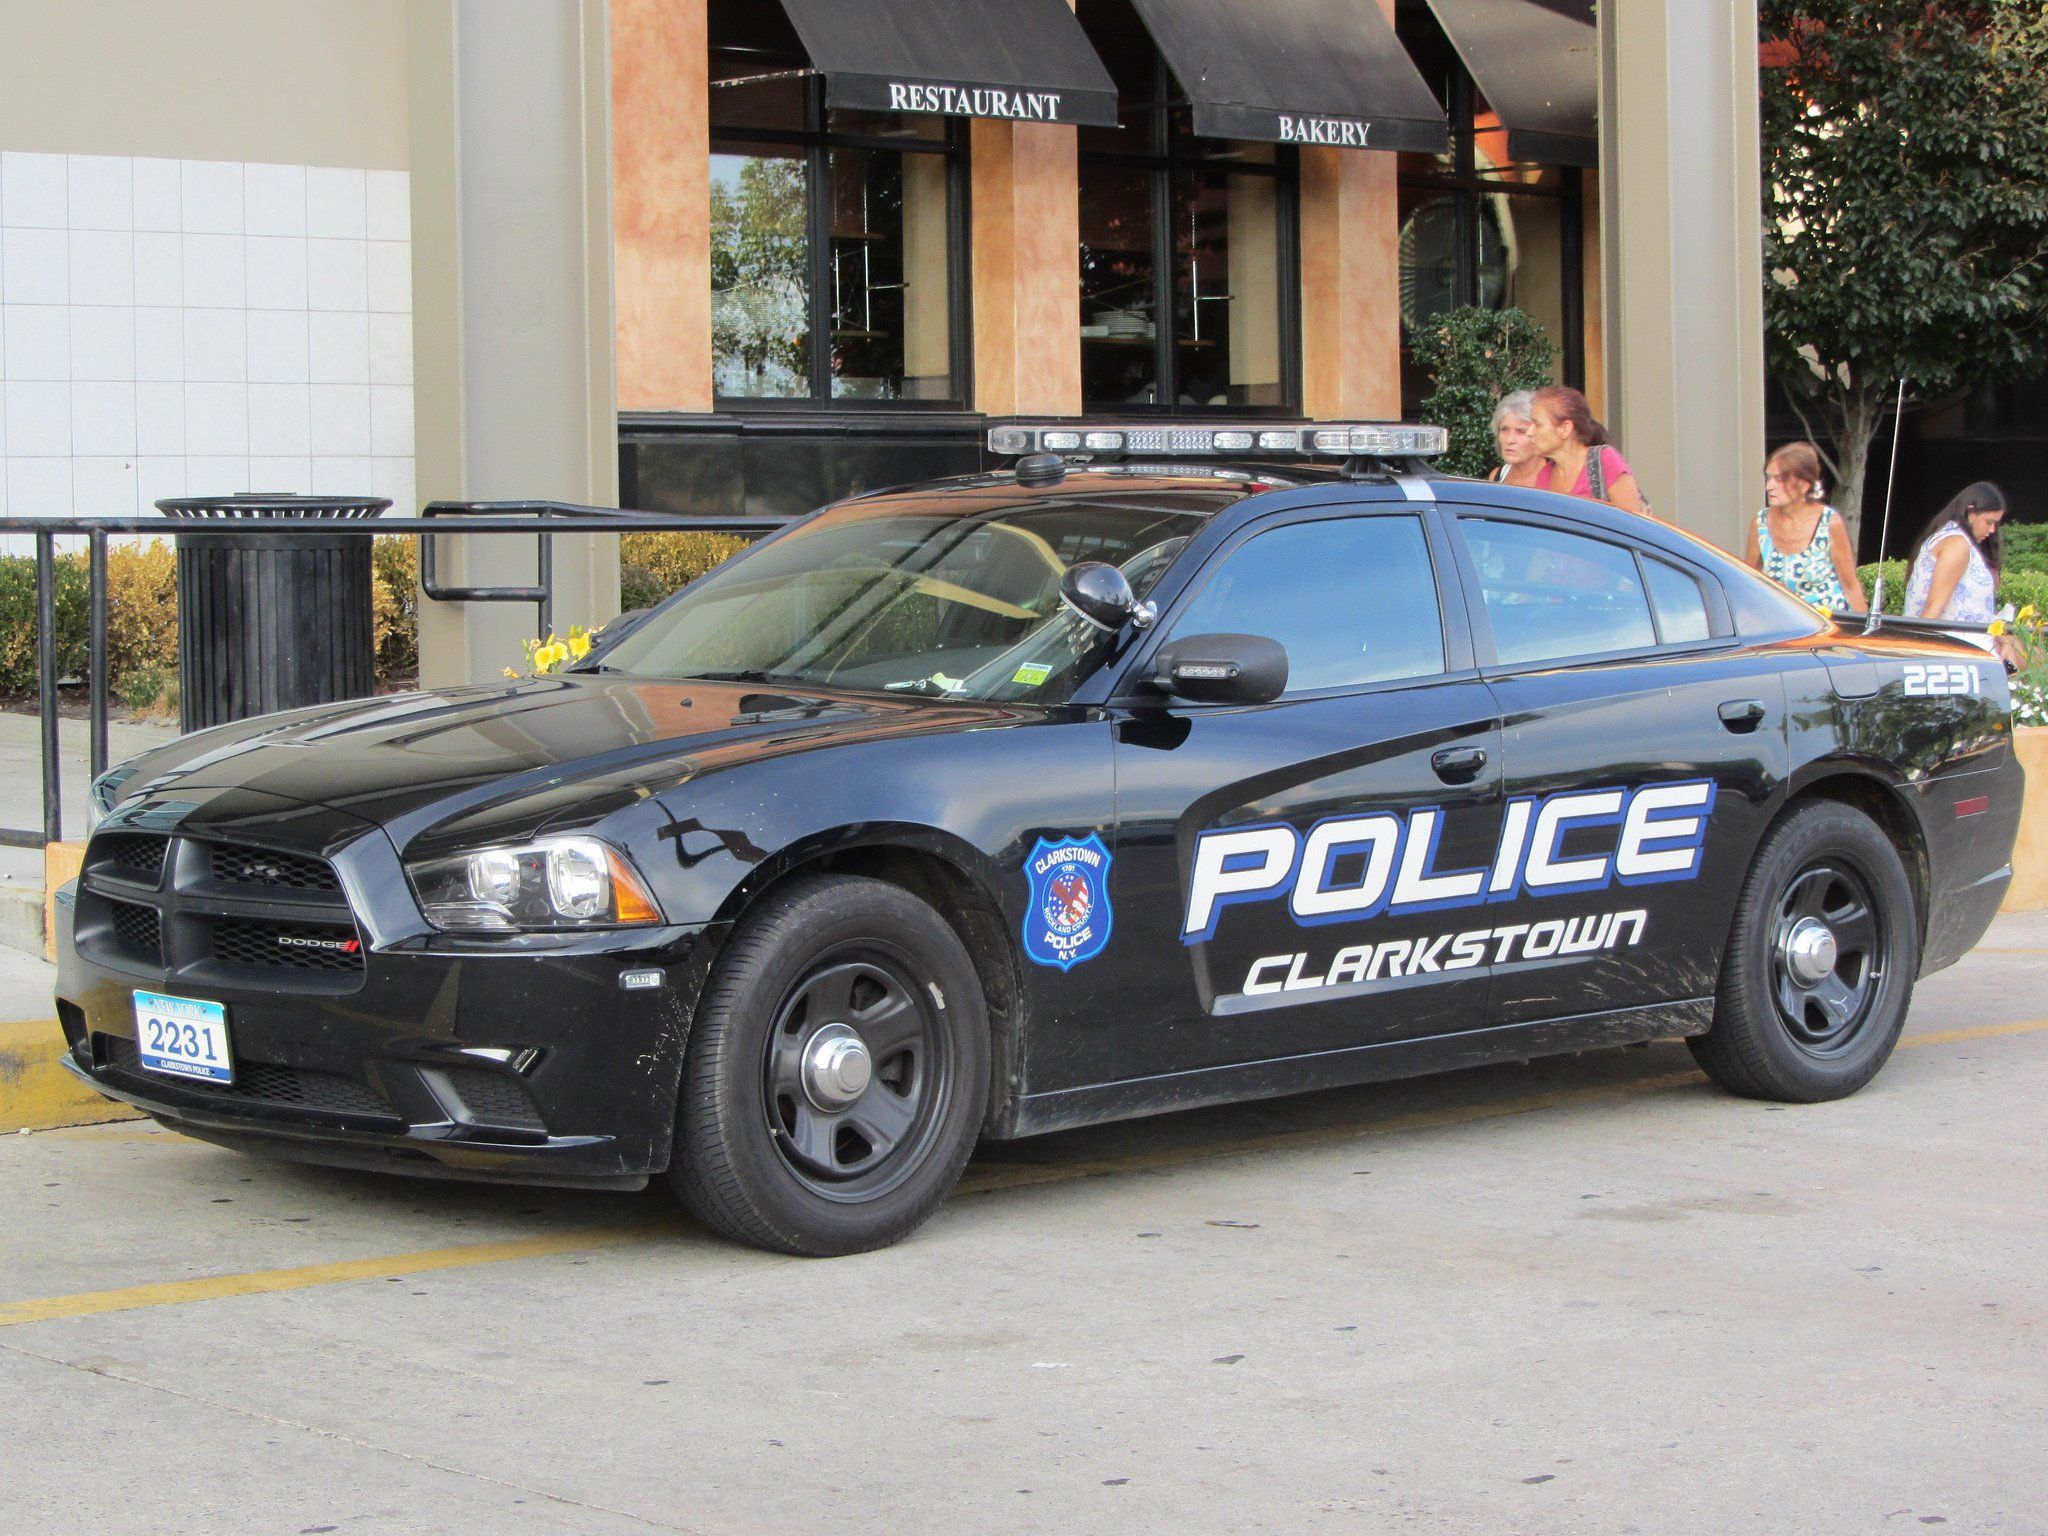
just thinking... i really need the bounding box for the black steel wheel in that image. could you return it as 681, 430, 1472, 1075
762, 951, 951, 1200
1769, 861, 1884, 1056
1690, 799, 1917, 1102
670, 874, 989, 1255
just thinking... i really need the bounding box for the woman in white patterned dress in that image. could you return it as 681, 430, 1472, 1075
1744, 441, 1866, 612
1906, 481, 2021, 667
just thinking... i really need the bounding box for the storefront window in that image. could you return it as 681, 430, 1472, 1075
1392, 0, 1584, 414
1076, 2, 1298, 412
710, 10, 966, 406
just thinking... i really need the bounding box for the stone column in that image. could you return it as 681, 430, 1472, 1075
612, 0, 712, 414
1597, 1, 1764, 551
971, 117, 1083, 417
1296, 0, 1401, 421
410, 0, 622, 687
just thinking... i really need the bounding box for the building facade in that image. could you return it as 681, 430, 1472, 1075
612, 0, 1607, 521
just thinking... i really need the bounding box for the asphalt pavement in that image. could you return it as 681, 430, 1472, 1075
2, 913, 2045, 1534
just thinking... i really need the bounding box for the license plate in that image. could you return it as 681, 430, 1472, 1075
133, 991, 234, 1084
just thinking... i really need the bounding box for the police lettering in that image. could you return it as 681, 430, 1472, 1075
1182, 780, 1715, 943
887, 83, 1065, 121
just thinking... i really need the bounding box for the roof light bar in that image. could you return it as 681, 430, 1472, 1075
987, 422, 1446, 459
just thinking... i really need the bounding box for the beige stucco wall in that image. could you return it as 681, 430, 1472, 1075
0, 0, 408, 169
2002, 729, 2048, 913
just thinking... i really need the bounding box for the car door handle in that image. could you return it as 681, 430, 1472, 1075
1718, 698, 1767, 732
1431, 746, 1489, 782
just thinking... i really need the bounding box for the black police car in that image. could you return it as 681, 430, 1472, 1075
59, 423, 2023, 1255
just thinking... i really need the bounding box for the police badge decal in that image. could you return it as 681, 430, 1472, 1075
1023, 834, 1114, 970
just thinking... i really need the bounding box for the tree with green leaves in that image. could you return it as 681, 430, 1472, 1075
710, 154, 810, 396
1761, 0, 2048, 542
1410, 307, 1557, 479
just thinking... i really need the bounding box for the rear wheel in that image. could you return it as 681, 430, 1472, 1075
669, 874, 989, 1255
1689, 800, 1917, 1102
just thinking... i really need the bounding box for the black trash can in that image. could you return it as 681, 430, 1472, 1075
158, 492, 390, 733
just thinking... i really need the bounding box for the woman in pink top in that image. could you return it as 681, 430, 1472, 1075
1529, 385, 1652, 518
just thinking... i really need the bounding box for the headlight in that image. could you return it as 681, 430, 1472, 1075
407, 836, 664, 932
88, 760, 142, 833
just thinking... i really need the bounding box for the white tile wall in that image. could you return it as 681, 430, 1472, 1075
0, 150, 412, 549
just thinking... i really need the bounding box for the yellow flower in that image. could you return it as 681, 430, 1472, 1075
2018, 604, 2039, 625
568, 632, 592, 660
1989, 619, 2008, 636
502, 667, 520, 680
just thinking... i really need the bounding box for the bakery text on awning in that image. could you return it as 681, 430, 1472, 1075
1122, 0, 1449, 153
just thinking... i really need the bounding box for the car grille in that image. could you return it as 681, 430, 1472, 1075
99, 1035, 393, 1118
90, 832, 170, 887
212, 919, 362, 972
209, 845, 339, 892
75, 832, 364, 990
106, 899, 164, 965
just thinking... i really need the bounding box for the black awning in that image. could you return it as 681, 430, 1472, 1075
1124, 0, 1447, 152
1426, 0, 1598, 167
771, 0, 1119, 128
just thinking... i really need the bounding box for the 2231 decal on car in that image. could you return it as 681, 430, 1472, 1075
1023, 834, 1114, 970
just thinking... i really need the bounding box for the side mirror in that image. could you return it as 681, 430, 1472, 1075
1151, 633, 1288, 705
1061, 561, 1151, 632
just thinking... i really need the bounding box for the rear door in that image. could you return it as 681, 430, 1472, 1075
1444, 507, 1789, 1023
1073, 500, 1504, 1091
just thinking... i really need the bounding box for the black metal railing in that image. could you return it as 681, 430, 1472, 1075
0, 502, 785, 850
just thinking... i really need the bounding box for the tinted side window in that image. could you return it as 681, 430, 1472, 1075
1168, 516, 1445, 694
1460, 518, 1657, 665
1645, 558, 1712, 644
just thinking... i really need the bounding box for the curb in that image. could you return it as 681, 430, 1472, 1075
0, 889, 41, 960
0, 1019, 140, 1134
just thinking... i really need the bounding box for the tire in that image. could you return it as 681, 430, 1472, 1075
1689, 799, 1917, 1102
669, 874, 989, 1256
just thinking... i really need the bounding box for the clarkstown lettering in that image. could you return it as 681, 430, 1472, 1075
1277, 115, 1371, 147
1238, 908, 1649, 1001
887, 83, 1065, 121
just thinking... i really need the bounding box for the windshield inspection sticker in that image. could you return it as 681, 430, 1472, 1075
1012, 662, 1053, 687
1024, 835, 1113, 969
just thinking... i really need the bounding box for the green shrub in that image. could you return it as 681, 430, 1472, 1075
2002, 521, 2048, 576
620, 531, 749, 612
0, 551, 90, 695
1855, 560, 1909, 615
371, 535, 419, 680
1409, 307, 1557, 479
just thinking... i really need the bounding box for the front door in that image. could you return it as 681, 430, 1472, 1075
1068, 504, 1505, 1092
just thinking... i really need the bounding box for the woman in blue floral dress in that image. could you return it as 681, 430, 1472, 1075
1744, 441, 1866, 613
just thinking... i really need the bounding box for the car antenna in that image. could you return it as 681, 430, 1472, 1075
1863, 377, 1907, 635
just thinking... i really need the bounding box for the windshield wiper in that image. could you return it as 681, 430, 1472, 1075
684, 669, 806, 687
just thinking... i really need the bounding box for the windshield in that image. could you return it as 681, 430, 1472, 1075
599, 485, 1234, 703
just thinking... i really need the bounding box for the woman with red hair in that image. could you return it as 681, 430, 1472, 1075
1530, 385, 1652, 518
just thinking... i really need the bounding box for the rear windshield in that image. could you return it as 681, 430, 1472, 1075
600, 486, 1234, 703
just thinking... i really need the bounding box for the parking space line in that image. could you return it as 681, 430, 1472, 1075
6, 1016, 2044, 1329
0, 1224, 678, 1330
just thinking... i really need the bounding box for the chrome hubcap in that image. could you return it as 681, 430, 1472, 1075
1782, 916, 1839, 986
801, 1023, 873, 1111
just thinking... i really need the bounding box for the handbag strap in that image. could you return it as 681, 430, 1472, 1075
1587, 445, 1608, 503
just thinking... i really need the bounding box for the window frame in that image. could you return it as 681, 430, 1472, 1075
1111, 499, 1476, 706
708, 74, 973, 411
1444, 508, 1738, 675
1077, 51, 1304, 416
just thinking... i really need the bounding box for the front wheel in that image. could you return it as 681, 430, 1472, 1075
670, 874, 989, 1255
1689, 800, 1917, 1102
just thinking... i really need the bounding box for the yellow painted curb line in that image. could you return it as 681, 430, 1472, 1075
0, 1019, 140, 1135
0, 1224, 680, 1329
